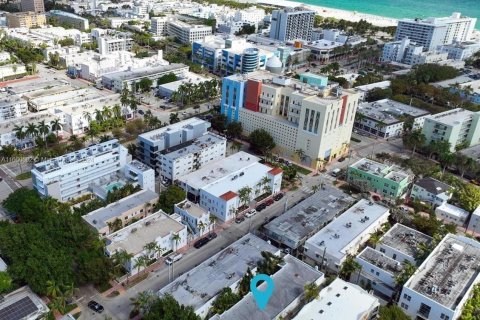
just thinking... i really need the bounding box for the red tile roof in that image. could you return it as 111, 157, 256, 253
220, 191, 238, 201
268, 167, 283, 176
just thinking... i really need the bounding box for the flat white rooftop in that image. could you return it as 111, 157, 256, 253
82, 190, 159, 231
215, 255, 324, 320
358, 99, 429, 125
294, 278, 378, 320
138, 117, 208, 142
106, 211, 184, 255
406, 234, 480, 309
355, 80, 391, 92
175, 199, 209, 218
436, 202, 469, 219
350, 158, 410, 183
158, 233, 278, 312
426, 108, 474, 126
162, 132, 225, 161
305, 199, 389, 261
177, 151, 261, 192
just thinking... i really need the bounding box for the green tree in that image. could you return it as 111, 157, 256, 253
157, 73, 177, 85
143, 294, 200, 320
50, 119, 62, 139
0, 272, 12, 294
378, 305, 410, 320
303, 282, 321, 302
238, 186, 252, 208
225, 121, 242, 140
339, 256, 361, 281
237, 268, 253, 296
169, 112, 180, 124
456, 183, 480, 212
138, 77, 153, 93
257, 251, 283, 275
158, 185, 186, 214
210, 114, 227, 133
210, 287, 241, 315
249, 129, 275, 155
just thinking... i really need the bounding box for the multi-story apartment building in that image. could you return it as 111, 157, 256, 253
394, 12, 477, 51
6, 12, 46, 28
101, 64, 188, 93
398, 234, 480, 320
422, 108, 480, 152
98, 36, 134, 55
269, 7, 315, 41
150, 16, 169, 36
303, 199, 390, 272
31, 139, 130, 202
347, 158, 412, 199
160, 132, 226, 182
137, 117, 210, 172
82, 189, 159, 236
435, 202, 469, 226
410, 177, 453, 207
221, 71, 359, 166
105, 211, 187, 275
167, 20, 212, 44
0, 95, 28, 122
48, 10, 90, 31
124, 160, 155, 192
174, 199, 210, 237
467, 206, 480, 234
355, 99, 430, 138
20, 0, 44, 13
438, 41, 480, 61
177, 151, 282, 221
192, 36, 275, 75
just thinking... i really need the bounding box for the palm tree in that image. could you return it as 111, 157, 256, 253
169, 113, 180, 124
403, 129, 426, 156
26, 123, 38, 139
238, 186, 252, 208
50, 119, 62, 139
395, 261, 416, 288
112, 104, 122, 119
257, 251, 283, 275
102, 106, 112, 120
295, 149, 307, 162
46, 280, 61, 299
13, 125, 26, 141
303, 282, 321, 302
143, 241, 158, 259
311, 185, 319, 193
198, 221, 206, 236
209, 215, 217, 235
134, 254, 150, 275
439, 152, 455, 175
375, 121, 386, 138
171, 233, 181, 252
83, 111, 92, 122
130, 291, 155, 315
94, 109, 103, 122
339, 256, 361, 281
121, 86, 130, 107
37, 120, 49, 142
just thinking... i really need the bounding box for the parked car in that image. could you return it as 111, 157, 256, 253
265, 199, 274, 206
338, 157, 346, 162
87, 301, 104, 313
274, 193, 284, 201
138, 110, 144, 115
165, 254, 183, 265
207, 232, 217, 240
256, 204, 267, 212
246, 210, 256, 218
194, 237, 210, 249
331, 168, 341, 177
235, 216, 245, 223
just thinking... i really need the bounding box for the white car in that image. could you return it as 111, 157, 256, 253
245, 209, 256, 218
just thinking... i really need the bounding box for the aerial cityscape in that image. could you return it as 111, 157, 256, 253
0, 0, 479, 319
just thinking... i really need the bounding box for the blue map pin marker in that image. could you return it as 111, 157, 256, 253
250, 273, 275, 310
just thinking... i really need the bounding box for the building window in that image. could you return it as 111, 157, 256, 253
403, 294, 411, 301
419, 303, 431, 318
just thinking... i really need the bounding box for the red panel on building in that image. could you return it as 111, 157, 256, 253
245, 79, 262, 112
339, 95, 348, 125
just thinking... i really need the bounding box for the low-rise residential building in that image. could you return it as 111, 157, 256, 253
213, 255, 324, 320
422, 108, 480, 152
105, 211, 187, 275
0, 95, 28, 122
438, 41, 480, 61
303, 199, 390, 272
124, 160, 156, 192
31, 139, 130, 201
157, 233, 279, 319
177, 151, 282, 221
137, 117, 211, 172
410, 177, 453, 207
467, 205, 480, 234
376, 224, 433, 265
294, 278, 380, 320
174, 199, 210, 237
355, 99, 430, 138
221, 71, 359, 166
98, 35, 134, 55
82, 189, 159, 236
435, 202, 469, 226
167, 20, 212, 44
6, 12, 46, 28
0, 286, 49, 320
101, 63, 189, 92
48, 10, 89, 30
347, 158, 412, 199
264, 185, 355, 249
398, 234, 480, 320
160, 132, 226, 182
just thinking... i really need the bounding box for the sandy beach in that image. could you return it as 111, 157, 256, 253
258, 0, 398, 27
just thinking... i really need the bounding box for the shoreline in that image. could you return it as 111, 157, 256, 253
258, 0, 398, 27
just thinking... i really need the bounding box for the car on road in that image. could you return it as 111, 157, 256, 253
265, 199, 274, 206
274, 193, 283, 201
245, 210, 256, 218
87, 301, 104, 313
256, 203, 267, 211
338, 157, 346, 162
165, 254, 183, 265
138, 110, 144, 115
235, 216, 245, 223
207, 232, 217, 240
194, 237, 210, 249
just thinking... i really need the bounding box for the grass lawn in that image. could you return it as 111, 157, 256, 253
290, 164, 312, 175
15, 172, 32, 180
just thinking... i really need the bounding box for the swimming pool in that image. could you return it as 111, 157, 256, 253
105, 181, 125, 193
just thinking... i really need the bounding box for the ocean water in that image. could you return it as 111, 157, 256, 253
293, 0, 480, 28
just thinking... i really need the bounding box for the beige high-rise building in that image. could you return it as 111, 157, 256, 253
21, 0, 44, 13
6, 12, 46, 28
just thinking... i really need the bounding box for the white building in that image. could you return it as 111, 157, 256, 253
269, 7, 315, 41
177, 151, 283, 221
150, 16, 169, 36
410, 177, 453, 207
467, 206, 480, 235
234, 7, 265, 25
294, 278, 380, 320
0, 94, 28, 122
438, 41, 480, 61
160, 132, 226, 182
435, 202, 469, 226
124, 160, 155, 192
167, 20, 212, 44
98, 35, 134, 55
304, 29, 367, 62
174, 199, 210, 237
355, 99, 430, 138
0, 64, 27, 80
303, 199, 390, 272
105, 211, 187, 275
0, 286, 50, 320
31, 139, 130, 202
398, 234, 480, 320
355, 80, 391, 101
394, 12, 477, 51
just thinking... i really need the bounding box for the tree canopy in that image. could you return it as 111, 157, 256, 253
143, 294, 200, 320
0, 188, 111, 295
158, 186, 186, 214
249, 129, 275, 155
378, 305, 410, 320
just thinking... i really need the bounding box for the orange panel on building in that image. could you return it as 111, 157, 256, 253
339, 95, 348, 125
245, 79, 262, 112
